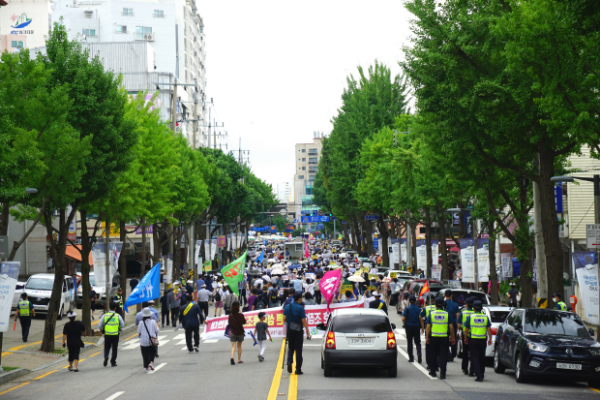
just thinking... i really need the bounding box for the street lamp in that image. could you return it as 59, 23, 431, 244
24, 188, 37, 194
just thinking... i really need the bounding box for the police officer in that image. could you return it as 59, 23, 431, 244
402, 295, 423, 363
369, 292, 388, 315
458, 297, 475, 375
420, 294, 437, 370
554, 292, 567, 311
444, 289, 460, 361
16, 293, 35, 342
114, 287, 124, 317
98, 302, 125, 367
464, 300, 492, 382
425, 297, 455, 379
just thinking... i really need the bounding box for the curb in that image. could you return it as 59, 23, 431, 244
0, 368, 30, 385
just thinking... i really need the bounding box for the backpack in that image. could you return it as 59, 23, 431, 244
215, 290, 222, 302
255, 294, 265, 310
270, 290, 278, 304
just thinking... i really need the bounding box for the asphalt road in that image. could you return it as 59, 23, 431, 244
2, 303, 600, 400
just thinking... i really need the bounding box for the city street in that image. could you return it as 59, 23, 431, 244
2, 305, 599, 400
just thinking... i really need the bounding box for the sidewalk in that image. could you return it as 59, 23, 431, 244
2, 308, 137, 371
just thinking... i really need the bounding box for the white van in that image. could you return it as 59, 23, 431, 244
24, 274, 74, 319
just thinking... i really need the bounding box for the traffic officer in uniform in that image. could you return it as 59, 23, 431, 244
114, 287, 124, 317
402, 295, 423, 363
369, 292, 388, 315
420, 294, 437, 370
16, 293, 35, 342
464, 300, 492, 382
98, 302, 125, 367
458, 297, 475, 375
425, 297, 455, 379
553, 292, 567, 311
444, 289, 460, 361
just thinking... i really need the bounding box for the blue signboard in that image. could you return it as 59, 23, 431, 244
331, 216, 337, 220
555, 183, 563, 213
301, 216, 330, 223
365, 214, 379, 221
317, 224, 324, 229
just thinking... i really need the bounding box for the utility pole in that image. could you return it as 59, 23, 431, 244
105, 217, 110, 312
533, 180, 547, 305
407, 220, 412, 272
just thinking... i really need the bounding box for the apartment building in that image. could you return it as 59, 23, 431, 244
293, 133, 324, 220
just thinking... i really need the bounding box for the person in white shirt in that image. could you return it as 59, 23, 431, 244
138, 308, 160, 373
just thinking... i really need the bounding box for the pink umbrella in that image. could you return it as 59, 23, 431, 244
450, 246, 460, 253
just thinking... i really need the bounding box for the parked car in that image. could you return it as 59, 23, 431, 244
317, 308, 398, 377
494, 308, 600, 385
24, 274, 74, 319
457, 305, 511, 358
405, 280, 449, 306
12, 281, 26, 310
76, 272, 118, 308
436, 288, 490, 307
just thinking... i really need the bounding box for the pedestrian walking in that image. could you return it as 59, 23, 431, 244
160, 290, 169, 328
369, 292, 388, 315
228, 301, 246, 365
62, 311, 85, 372
283, 292, 311, 375
99, 302, 125, 367
224, 286, 238, 315
213, 284, 225, 317
167, 283, 182, 326
90, 288, 97, 320
253, 311, 272, 361
197, 284, 211, 319
402, 295, 423, 363
420, 295, 436, 369
130, 276, 139, 292
464, 300, 492, 382
179, 294, 204, 353
15, 293, 34, 342
138, 308, 160, 373
507, 282, 519, 308
458, 297, 475, 376
443, 289, 459, 361
425, 297, 455, 379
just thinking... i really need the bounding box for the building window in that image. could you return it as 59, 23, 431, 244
308, 157, 318, 164
309, 175, 316, 180
82, 29, 96, 37
308, 148, 318, 154
115, 25, 127, 33
122, 8, 133, 16
298, 175, 304, 179
302, 158, 306, 162
302, 167, 306, 171
136, 26, 152, 40
153, 10, 165, 18
84, 11, 93, 19
301, 149, 306, 153
11, 41, 23, 48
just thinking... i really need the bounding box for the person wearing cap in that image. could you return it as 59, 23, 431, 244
114, 287, 124, 318
464, 300, 492, 382
62, 311, 85, 371
138, 307, 160, 372
253, 311, 272, 362
283, 292, 311, 374
197, 284, 211, 319
185, 280, 194, 295
369, 292, 388, 315
167, 282, 182, 327
507, 282, 519, 308
420, 294, 436, 370
444, 289, 460, 361
16, 293, 34, 342
425, 297, 455, 379
98, 302, 125, 367
458, 297, 475, 376
553, 292, 568, 311
402, 295, 423, 363
179, 294, 204, 353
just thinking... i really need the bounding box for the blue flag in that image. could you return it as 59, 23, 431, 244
124, 262, 161, 312
256, 251, 264, 263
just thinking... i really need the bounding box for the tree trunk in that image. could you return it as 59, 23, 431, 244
363, 219, 374, 255
119, 220, 127, 298
538, 148, 564, 308
173, 225, 182, 283
342, 222, 350, 245
489, 222, 499, 305
351, 220, 360, 252
79, 210, 92, 335
410, 221, 417, 271
141, 217, 147, 277
0, 203, 9, 236
152, 223, 160, 265
437, 206, 449, 280
377, 216, 389, 268
425, 206, 432, 278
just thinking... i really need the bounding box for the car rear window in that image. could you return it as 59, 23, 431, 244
488, 310, 510, 323
332, 315, 391, 333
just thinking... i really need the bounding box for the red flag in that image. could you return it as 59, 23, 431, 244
419, 280, 430, 299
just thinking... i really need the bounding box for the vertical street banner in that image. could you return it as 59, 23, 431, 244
399, 239, 406, 263
573, 252, 599, 325
477, 238, 490, 282
194, 240, 202, 271
166, 254, 173, 284
500, 253, 513, 279
91, 243, 107, 288
109, 242, 123, 278
460, 238, 475, 283
217, 236, 226, 248
204, 239, 217, 260
416, 239, 427, 275
0, 262, 20, 332
431, 239, 439, 272
67, 205, 76, 241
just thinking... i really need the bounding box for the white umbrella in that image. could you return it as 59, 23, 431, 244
271, 268, 285, 275
268, 258, 276, 263
339, 253, 348, 258
271, 263, 283, 269
348, 275, 365, 283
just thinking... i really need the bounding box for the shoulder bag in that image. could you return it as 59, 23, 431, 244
143, 320, 159, 347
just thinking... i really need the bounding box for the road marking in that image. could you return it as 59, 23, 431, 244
304, 344, 320, 347
203, 339, 218, 343
176, 339, 187, 345
88, 351, 100, 358
148, 362, 166, 374
267, 339, 287, 400
589, 387, 600, 394
173, 334, 185, 340
124, 333, 137, 341
0, 381, 30, 396
104, 392, 124, 400
33, 370, 58, 380
397, 347, 435, 379
288, 352, 298, 400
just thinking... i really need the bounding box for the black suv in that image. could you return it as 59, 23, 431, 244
494, 308, 600, 386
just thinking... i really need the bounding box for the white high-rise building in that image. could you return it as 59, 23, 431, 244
293, 132, 325, 221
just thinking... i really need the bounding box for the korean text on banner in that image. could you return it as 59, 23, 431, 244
0, 262, 19, 332
460, 238, 475, 283
573, 252, 599, 325
124, 263, 161, 312
203, 298, 365, 340
319, 268, 342, 312
500, 253, 513, 279
220, 251, 247, 296
477, 239, 490, 282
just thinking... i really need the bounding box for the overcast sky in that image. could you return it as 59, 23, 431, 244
199, 0, 413, 193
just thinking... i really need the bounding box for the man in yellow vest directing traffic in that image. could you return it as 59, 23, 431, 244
464, 300, 492, 382
425, 297, 455, 379
98, 302, 125, 367
16, 293, 35, 342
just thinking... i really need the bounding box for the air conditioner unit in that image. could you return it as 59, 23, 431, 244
144, 33, 155, 41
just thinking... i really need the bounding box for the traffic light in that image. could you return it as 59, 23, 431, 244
329, 213, 332, 216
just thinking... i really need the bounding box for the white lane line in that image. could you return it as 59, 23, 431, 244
304, 344, 321, 347
397, 347, 436, 380
176, 339, 187, 345
148, 362, 167, 374
173, 334, 185, 340
203, 339, 218, 343
105, 392, 124, 400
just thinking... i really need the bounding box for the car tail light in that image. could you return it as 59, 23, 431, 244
491, 327, 497, 336
387, 331, 396, 349
326, 332, 336, 349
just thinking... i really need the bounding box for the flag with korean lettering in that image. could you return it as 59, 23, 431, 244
220, 251, 247, 296
124, 262, 161, 312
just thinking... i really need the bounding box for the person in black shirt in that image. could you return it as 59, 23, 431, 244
90, 289, 97, 320
62, 311, 85, 371
507, 282, 519, 308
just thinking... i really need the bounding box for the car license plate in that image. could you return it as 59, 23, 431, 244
348, 338, 374, 345
557, 363, 582, 370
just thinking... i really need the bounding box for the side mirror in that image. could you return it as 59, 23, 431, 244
590, 328, 595, 337
391, 323, 397, 330
316, 323, 326, 331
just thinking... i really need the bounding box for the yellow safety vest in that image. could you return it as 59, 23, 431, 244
425, 305, 436, 319
18, 300, 30, 317
115, 294, 123, 308
430, 310, 449, 337
469, 312, 489, 339
103, 312, 120, 335
556, 301, 567, 311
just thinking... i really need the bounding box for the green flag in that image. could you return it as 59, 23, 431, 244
220, 251, 247, 296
